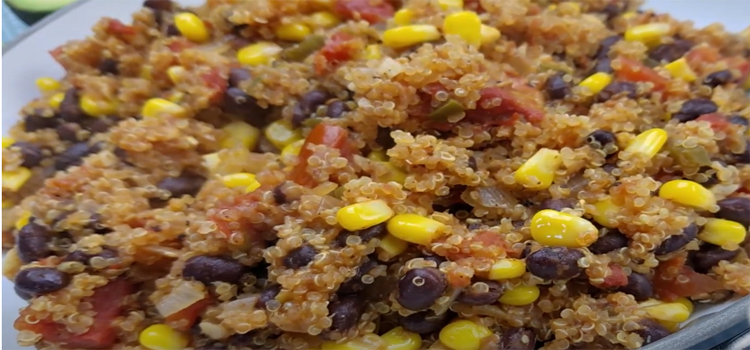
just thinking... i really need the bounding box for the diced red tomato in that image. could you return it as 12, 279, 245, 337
446, 268, 472, 288
314, 32, 360, 75
696, 113, 730, 132
166, 297, 213, 332
464, 85, 545, 126
15, 279, 133, 349
106, 19, 136, 37
600, 264, 628, 288
653, 254, 724, 301
210, 187, 266, 239
166, 38, 195, 52
290, 124, 353, 187
463, 0, 485, 13
725, 56, 750, 82
614, 58, 669, 92
334, 0, 395, 24
686, 46, 722, 68
201, 68, 228, 104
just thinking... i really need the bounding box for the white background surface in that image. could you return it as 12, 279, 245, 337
2, 1, 749, 349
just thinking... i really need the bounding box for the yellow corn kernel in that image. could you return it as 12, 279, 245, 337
643, 303, 690, 323
381, 162, 407, 185
142, 98, 187, 118
263, 120, 302, 150
222, 173, 261, 193
202, 152, 221, 173
438, 0, 463, 10
365, 44, 383, 59
167, 91, 184, 104
387, 213, 446, 246
3, 199, 14, 209
743, 75, 750, 91
625, 23, 671, 47
15, 211, 31, 230
621, 12, 637, 19
699, 218, 746, 247
439, 320, 492, 350
579, 72, 613, 95
443, 11, 482, 47
308, 11, 340, 29
489, 258, 526, 280
220, 121, 260, 150
381, 326, 422, 350
379, 233, 409, 259
394, 9, 413, 26
367, 150, 387, 162
49, 92, 65, 109
80, 95, 117, 117
382, 25, 441, 49
35, 77, 60, 92
321, 335, 382, 350
174, 13, 210, 43
499, 285, 540, 306
2, 168, 32, 192
547, 5, 557, 11
658, 180, 716, 211
2, 137, 16, 148
480, 25, 501, 45
623, 128, 668, 159
530, 209, 599, 248
282, 139, 305, 157
659, 320, 681, 332
558, 2, 581, 15
139, 324, 189, 350
590, 198, 621, 229
167, 66, 186, 84
674, 297, 694, 314
337, 199, 395, 231
664, 58, 697, 82
237, 42, 283, 66
513, 148, 562, 190
275, 23, 312, 42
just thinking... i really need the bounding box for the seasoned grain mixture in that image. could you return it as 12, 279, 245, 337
4, 0, 750, 349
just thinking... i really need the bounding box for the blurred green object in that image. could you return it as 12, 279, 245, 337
4, 0, 77, 26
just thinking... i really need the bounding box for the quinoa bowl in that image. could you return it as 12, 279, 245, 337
3, 0, 750, 350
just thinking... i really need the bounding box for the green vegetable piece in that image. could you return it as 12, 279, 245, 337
281, 35, 326, 62
669, 143, 712, 168
429, 99, 465, 122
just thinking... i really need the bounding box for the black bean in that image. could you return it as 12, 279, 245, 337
618, 273, 653, 301
588, 230, 628, 254
223, 87, 261, 117
256, 284, 281, 309
649, 40, 693, 63
538, 198, 576, 212
396, 267, 447, 310
468, 156, 478, 171
15, 267, 70, 295
55, 142, 97, 170
596, 36, 622, 58
157, 172, 206, 198
655, 223, 698, 255
671, 98, 718, 123
17, 221, 52, 263
635, 319, 671, 345
300, 90, 331, 110
703, 70, 733, 87
497, 327, 536, 350
273, 184, 287, 204
736, 141, 750, 165
593, 58, 613, 74
15, 285, 34, 300
143, 0, 173, 11
24, 112, 59, 132
586, 129, 617, 154
166, 24, 180, 36
98, 58, 119, 75
338, 258, 379, 294
183, 255, 245, 284
81, 117, 114, 133
326, 100, 350, 118
601, 4, 623, 21
376, 127, 395, 150
283, 244, 317, 269
602, 164, 617, 173
64, 248, 118, 265
728, 115, 749, 128
60, 88, 86, 122
423, 254, 447, 266
11, 142, 44, 168
328, 295, 366, 331
87, 213, 112, 234
291, 104, 308, 128
597, 81, 637, 102
228, 68, 252, 88
400, 311, 452, 334
526, 247, 584, 280
55, 123, 80, 142
545, 73, 571, 100
693, 244, 740, 274
456, 281, 503, 306
717, 197, 750, 227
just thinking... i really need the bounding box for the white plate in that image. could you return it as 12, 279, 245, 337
2, 1, 749, 349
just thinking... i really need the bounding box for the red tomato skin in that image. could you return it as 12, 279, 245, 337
290, 124, 352, 187
334, 0, 395, 24
614, 58, 669, 92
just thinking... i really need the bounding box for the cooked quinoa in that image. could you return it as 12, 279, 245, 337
4, 0, 750, 349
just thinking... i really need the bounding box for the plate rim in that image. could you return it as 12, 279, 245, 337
2, 0, 749, 349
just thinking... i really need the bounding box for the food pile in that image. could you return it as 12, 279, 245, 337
3, 0, 750, 349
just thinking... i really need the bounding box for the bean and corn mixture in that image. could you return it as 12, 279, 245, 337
3, 0, 750, 349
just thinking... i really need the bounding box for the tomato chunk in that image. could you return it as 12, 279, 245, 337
685, 46, 722, 68
314, 32, 359, 75
290, 124, 353, 187
464, 86, 545, 126
106, 19, 136, 37
15, 279, 133, 349
166, 297, 213, 332
696, 113, 730, 133
600, 264, 628, 288
201, 68, 228, 104
614, 58, 669, 92
653, 254, 723, 301
334, 0, 395, 24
